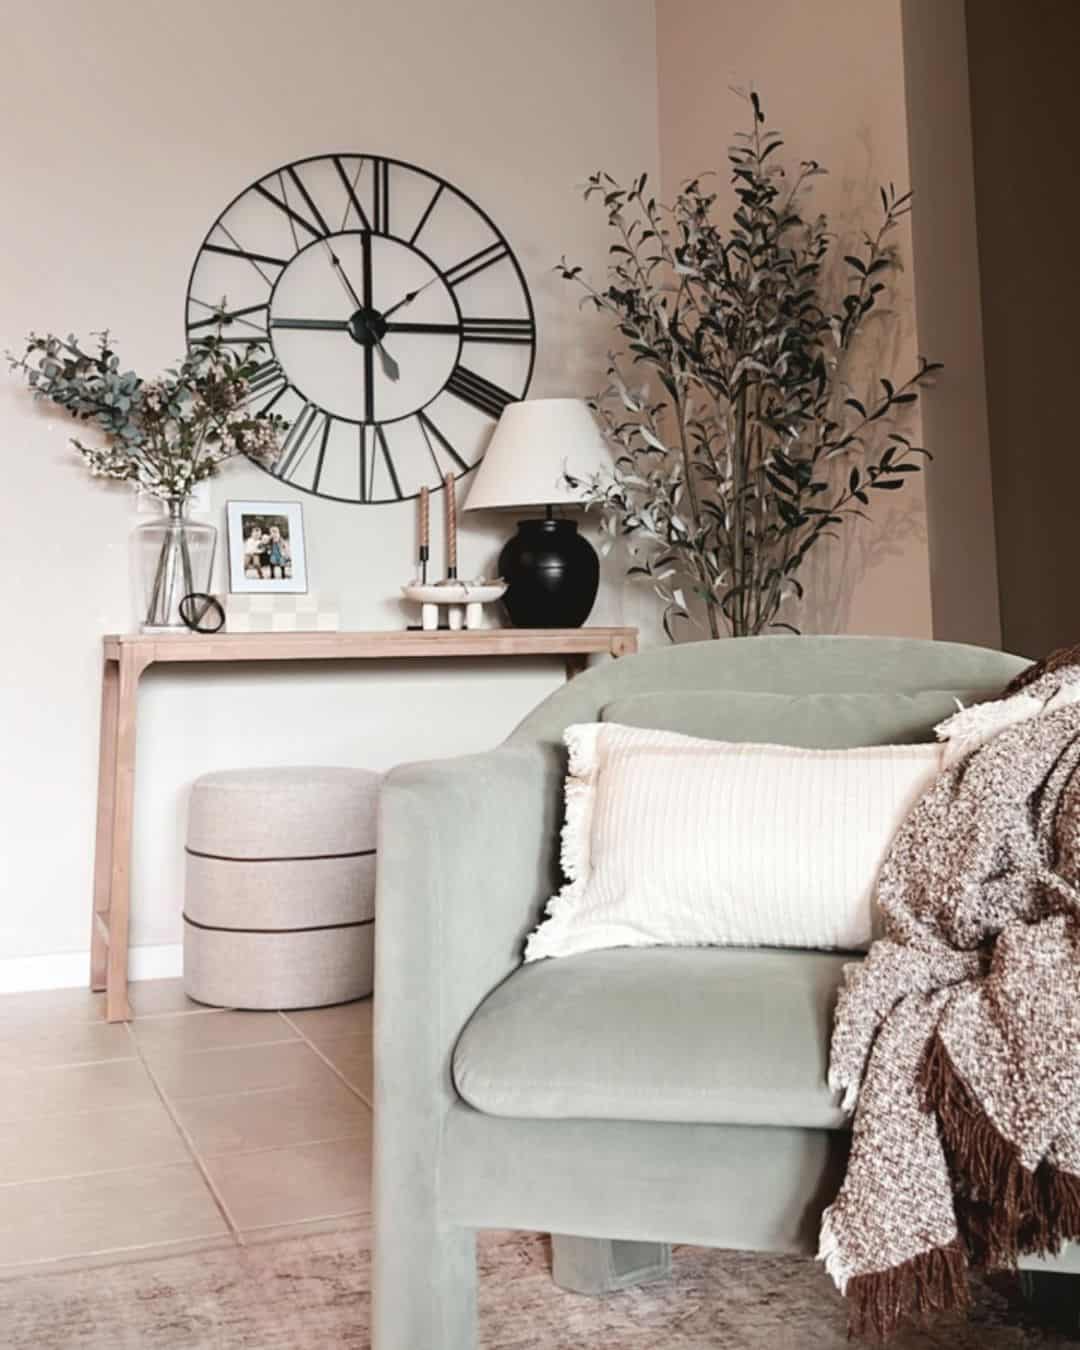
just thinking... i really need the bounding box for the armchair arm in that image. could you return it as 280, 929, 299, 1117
374, 741, 564, 1120
373, 741, 562, 1347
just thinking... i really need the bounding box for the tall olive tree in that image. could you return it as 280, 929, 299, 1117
560, 91, 939, 638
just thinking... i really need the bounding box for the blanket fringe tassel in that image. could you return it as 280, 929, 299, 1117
921, 1033, 1080, 1268
836, 1034, 1080, 1341
845, 1239, 969, 1343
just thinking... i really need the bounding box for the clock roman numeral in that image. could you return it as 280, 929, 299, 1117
444, 365, 515, 420
333, 156, 371, 231
417, 410, 469, 475
188, 302, 269, 333
374, 425, 403, 499
255, 165, 333, 245
443, 242, 509, 289
255, 182, 328, 243
372, 159, 391, 235
461, 317, 535, 346
274, 403, 325, 482
409, 182, 444, 246
311, 416, 334, 493
243, 359, 289, 412
203, 243, 289, 271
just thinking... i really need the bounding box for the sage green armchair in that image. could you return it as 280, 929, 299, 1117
372, 636, 1028, 1350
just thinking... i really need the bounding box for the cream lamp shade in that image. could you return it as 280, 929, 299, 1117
464, 398, 611, 512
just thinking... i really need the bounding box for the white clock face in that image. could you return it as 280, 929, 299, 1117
185, 155, 536, 504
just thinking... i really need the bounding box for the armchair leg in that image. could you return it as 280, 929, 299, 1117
373, 1215, 476, 1350
551, 1235, 673, 1295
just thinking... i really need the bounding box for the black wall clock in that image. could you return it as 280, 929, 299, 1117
185, 155, 536, 504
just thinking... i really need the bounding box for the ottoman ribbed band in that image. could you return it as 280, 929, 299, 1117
185, 845, 376, 864
183, 913, 375, 935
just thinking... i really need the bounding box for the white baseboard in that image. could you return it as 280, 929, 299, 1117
0, 944, 183, 995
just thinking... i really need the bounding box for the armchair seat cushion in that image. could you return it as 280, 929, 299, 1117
452, 946, 854, 1130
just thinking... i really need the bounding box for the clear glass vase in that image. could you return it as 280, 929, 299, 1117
132, 497, 217, 631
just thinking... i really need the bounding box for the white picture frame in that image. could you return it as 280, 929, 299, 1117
226, 500, 308, 594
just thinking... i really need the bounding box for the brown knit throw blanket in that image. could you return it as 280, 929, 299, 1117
821, 658, 1080, 1340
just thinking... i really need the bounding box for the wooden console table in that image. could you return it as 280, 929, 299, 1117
91, 627, 638, 1021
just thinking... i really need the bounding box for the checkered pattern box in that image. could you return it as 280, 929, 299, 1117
226, 592, 340, 633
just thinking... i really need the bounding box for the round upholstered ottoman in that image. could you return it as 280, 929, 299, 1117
183, 766, 379, 1010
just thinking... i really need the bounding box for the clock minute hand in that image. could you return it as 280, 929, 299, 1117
319, 238, 365, 311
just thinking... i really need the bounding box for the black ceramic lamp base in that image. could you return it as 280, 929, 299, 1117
498, 517, 599, 628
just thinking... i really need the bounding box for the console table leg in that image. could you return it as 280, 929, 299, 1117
90, 659, 120, 993
104, 652, 141, 1022
565, 654, 589, 681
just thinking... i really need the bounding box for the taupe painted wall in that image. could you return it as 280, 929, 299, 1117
965, 0, 1080, 658
901, 0, 1001, 649
655, 0, 933, 638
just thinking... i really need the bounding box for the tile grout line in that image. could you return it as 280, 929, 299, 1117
0, 1025, 283, 1079
197, 1127, 372, 1166
278, 1012, 373, 1109
0, 998, 224, 1035
236, 1210, 370, 1242
0, 1054, 138, 1074
0, 1159, 214, 1191
0, 1234, 238, 1282
132, 1032, 301, 1061
122, 1021, 243, 1246
135, 1076, 344, 1108
0, 1099, 172, 1128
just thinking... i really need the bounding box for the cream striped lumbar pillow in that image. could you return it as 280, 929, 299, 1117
523, 722, 943, 961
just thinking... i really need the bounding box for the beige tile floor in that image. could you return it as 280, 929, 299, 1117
0, 980, 373, 1275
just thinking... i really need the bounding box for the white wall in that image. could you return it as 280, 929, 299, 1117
0, 0, 660, 972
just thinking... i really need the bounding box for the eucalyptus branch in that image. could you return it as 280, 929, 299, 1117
7, 324, 289, 503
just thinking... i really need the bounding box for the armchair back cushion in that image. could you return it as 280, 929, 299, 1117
510, 636, 1029, 749
601, 688, 984, 747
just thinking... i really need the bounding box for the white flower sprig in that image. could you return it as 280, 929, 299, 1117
8, 326, 288, 503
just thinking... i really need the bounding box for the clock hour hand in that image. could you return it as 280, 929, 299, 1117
375, 340, 399, 382
382, 275, 443, 320
384, 322, 460, 334
270, 318, 350, 331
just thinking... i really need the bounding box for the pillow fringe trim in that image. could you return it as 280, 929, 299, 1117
522, 723, 599, 961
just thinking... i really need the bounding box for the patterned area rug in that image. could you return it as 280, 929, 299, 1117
0, 1228, 1074, 1349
